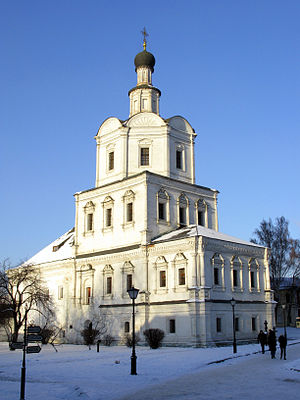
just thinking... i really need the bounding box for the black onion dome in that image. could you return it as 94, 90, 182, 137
134, 50, 155, 72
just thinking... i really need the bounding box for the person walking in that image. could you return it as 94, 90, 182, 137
268, 329, 277, 359
257, 330, 267, 354
278, 334, 287, 360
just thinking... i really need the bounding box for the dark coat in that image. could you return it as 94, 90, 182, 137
278, 335, 287, 348
257, 331, 267, 344
268, 330, 277, 350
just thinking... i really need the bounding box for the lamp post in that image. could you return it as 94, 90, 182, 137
127, 286, 139, 375
230, 298, 237, 354
282, 304, 287, 338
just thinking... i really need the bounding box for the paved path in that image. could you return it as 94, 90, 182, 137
117, 343, 300, 400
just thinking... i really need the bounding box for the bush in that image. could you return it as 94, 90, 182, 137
143, 329, 165, 349
123, 333, 141, 347
103, 334, 114, 346
40, 327, 55, 344
81, 322, 100, 347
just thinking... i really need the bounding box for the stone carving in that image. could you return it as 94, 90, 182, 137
98, 117, 122, 136
128, 112, 163, 127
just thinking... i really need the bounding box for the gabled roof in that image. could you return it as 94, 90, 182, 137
26, 228, 75, 266
152, 225, 265, 248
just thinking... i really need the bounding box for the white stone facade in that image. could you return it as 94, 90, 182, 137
25, 44, 275, 346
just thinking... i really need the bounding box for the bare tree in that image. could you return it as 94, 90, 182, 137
77, 300, 112, 349
251, 216, 291, 299
289, 239, 300, 281
0, 259, 55, 343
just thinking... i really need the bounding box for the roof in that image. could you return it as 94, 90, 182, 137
152, 225, 265, 248
26, 228, 75, 266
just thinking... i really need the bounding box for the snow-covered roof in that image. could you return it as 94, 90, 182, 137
152, 225, 265, 248
26, 228, 75, 266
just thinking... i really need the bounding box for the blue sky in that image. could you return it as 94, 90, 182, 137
0, 0, 299, 265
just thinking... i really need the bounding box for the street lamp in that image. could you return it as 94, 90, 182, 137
282, 304, 287, 338
127, 286, 139, 375
230, 298, 237, 354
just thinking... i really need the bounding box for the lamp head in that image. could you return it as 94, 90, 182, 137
127, 286, 139, 300
230, 298, 236, 307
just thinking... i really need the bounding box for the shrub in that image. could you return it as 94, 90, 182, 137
123, 333, 141, 347
40, 327, 55, 344
143, 328, 165, 349
103, 334, 114, 346
81, 322, 100, 347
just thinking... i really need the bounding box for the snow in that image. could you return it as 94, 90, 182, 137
0, 327, 299, 400
25, 228, 75, 265
153, 225, 265, 248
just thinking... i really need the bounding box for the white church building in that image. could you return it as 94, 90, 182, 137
26, 39, 275, 346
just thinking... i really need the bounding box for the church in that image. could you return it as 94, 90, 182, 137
26, 37, 275, 346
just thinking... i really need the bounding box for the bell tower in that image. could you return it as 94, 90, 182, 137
128, 28, 161, 116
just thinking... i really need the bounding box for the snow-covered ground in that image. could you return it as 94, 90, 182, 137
0, 327, 299, 400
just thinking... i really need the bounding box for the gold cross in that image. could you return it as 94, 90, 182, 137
141, 27, 149, 50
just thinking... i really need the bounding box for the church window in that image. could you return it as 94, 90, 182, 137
87, 213, 93, 231
157, 188, 170, 224
211, 254, 225, 289
106, 277, 112, 294
216, 318, 222, 333
126, 202, 133, 222
86, 287, 91, 305
124, 321, 130, 333
122, 190, 135, 228
169, 319, 176, 334
250, 271, 255, 288
154, 256, 168, 293
159, 202, 165, 220
106, 208, 112, 227
179, 207, 186, 226
178, 194, 188, 227
121, 261, 135, 297
84, 201, 95, 234
58, 286, 64, 300
248, 258, 259, 292
108, 151, 114, 171
233, 269, 238, 287
251, 317, 256, 331
102, 196, 114, 232
160, 270, 166, 287
178, 268, 185, 285
141, 147, 149, 166
174, 253, 188, 290
127, 274, 132, 291
214, 268, 219, 285
196, 199, 207, 227
103, 265, 114, 297
176, 150, 182, 169
231, 256, 242, 291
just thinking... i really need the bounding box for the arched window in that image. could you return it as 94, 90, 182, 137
154, 256, 168, 293
230, 256, 242, 291
157, 188, 170, 224
103, 265, 114, 297
177, 193, 189, 227
124, 321, 130, 333
122, 190, 135, 227
102, 196, 114, 231
196, 199, 207, 227
84, 201, 95, 234
173, 253, 188, 290
248, 258, 260, 292
121, 261, 135, 297
211, 254, 225, 289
